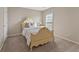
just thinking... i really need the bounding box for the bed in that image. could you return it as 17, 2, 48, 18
21, 20, 54, 51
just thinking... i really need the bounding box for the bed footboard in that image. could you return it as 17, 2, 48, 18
29, 27, 54, 50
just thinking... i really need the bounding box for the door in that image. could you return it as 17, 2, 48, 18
0, 8, 8, 50
3, 8, 8, 40
0, 8, 4, 49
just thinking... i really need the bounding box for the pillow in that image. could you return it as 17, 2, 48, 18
25, 23, 29, 28
21, 20, 29, 28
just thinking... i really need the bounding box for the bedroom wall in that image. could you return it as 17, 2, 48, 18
54, 7, 79, 43
8, 7, 42, 36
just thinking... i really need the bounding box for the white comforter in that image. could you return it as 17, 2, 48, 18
22, 27, 41, 46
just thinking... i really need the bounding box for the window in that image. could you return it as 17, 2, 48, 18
45, 13, 53, 31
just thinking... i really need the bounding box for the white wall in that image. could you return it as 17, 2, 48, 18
8, 7, 42, 35
54, 7, 79, 43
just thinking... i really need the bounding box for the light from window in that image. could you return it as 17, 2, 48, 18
45, 13, 53, 31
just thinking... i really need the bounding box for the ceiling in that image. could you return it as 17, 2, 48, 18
23, 7, 50, 11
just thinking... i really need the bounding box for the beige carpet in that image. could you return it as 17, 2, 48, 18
1, 36, 79, 52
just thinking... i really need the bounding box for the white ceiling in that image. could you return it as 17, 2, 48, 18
23, 7, 50, 11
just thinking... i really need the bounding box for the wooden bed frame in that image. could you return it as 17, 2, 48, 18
21, 21, 54, 51
29, 27, 54, 51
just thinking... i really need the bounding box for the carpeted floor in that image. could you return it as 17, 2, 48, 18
1, 36, 79, 52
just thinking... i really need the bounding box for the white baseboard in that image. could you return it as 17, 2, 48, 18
55, 33, 79, 45
8, 33, 22, 38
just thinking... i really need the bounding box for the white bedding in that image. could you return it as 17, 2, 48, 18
22, 27, 43, 46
